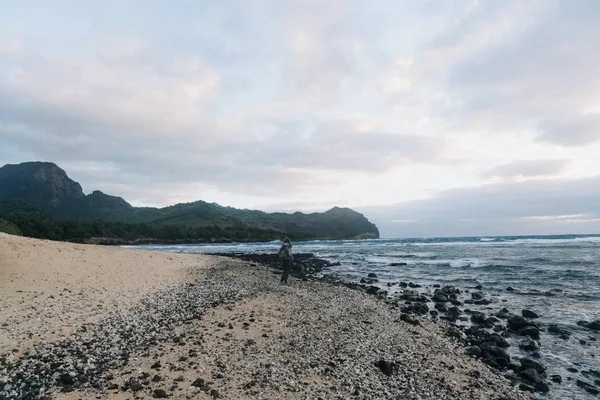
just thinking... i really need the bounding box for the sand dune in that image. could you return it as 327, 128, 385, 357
0, 233, 211, 354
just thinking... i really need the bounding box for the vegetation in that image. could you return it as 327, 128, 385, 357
0, 217, 22, 236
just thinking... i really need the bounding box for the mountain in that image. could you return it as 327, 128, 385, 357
0, 162, 379, 240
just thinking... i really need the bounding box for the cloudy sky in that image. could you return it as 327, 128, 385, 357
1, 0, 600, 237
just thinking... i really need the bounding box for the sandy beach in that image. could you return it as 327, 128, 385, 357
0, 234, 530, 399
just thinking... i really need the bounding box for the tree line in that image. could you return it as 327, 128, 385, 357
0, 211, 294, 242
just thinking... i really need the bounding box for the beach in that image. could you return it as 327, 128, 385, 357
0, 234, 530, 399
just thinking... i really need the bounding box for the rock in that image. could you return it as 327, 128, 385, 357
587, 320, 600, 331
518, 383, 535, 393
152, 374, 162, 383
506, 286, 516, 292
124, 378, 143, 392
366, 286, 380, 295
471, 292, 484, 300
520, 357, 546, 376
496, 308, 511, 319
153, 389, 168, 398
550, 375, 562, 384
151, 361, 161, 369
367, 272, 378, 278
521, 309, 539, 319
210, 389, 220, 398
508, 316, 533, 331
534, 381, 550, 393
486, 333, 509, 348
470, 312, 487, 324
191, 378, 205, 387
519, 339, 540, 351
547, 324, 571, 338
400, 313, 420, 325
446, 307, 462, 320
389, 262, 407, 266
567, 367, 578, 373
518, 368, 543, 384
466, 346, 482, 357
375, 360, 395, 376
434, 303, 448, 312
577, 379, 600, 394
59, 373, 75, 386
518, 326, 540, 339
402, 303, 429, 315
432, 293, 448, 303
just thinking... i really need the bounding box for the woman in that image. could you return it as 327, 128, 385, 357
279, 236, 293, 284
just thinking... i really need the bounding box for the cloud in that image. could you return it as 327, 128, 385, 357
482, 159, 568, 179
1, 0, 600, 234
361, 176, 600, 237
537, 115, 600, 146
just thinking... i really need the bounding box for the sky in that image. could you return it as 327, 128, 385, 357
1, 0, 600, 238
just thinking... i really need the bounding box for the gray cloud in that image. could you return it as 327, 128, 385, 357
482, 159, 568, 179
538, 115, 600, 146
361, 177, 600, 237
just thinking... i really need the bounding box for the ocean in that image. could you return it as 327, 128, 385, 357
127, 235, 600, 399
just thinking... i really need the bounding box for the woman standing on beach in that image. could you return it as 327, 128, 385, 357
279, 237, 293, 284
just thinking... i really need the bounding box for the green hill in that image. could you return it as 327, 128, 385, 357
0, 162, 379, 242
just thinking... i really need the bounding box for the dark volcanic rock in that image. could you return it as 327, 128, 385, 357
518, 368, 543, 384
471, 292, 484, 300
191, 378, 205, 387
520, 357, 546, 376
550, 375, 562, 384
587, 320, 600, 331
547, 324, 571, 338
466, 346, 482, 357
517, 326, 540, 339
508, 316, 535, 331
470, 312, 487, 324
519, 383, 535, 393
375, 359, 395, 376
432, 293, 449, 303
367, 272, 378, 278
534, 381, 550, 393
519, 339, 540, 351
577, 379, 600, 394
401, 302, 429, 315
521, 309, 539, 319
154, 388, 169, 398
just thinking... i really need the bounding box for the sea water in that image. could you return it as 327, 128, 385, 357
127, 235, 600, 399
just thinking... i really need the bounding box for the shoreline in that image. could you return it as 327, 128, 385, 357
1, 234, 530, 399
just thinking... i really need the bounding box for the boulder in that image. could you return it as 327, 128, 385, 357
519, 339, 540, 351
471, 292, 484, 300
508, 316, 533, 331
518, 326, 540, 339
576, 379, 599, 395
432, 293, 448, 303
521, 309, 539, 319
550, 375, 562, 384
518, 368, 543, 384
587, 320, 600, 331
470, 312, 487, 324
466, 346, 482, 357
367, 272, 378, 278
520, 357, 546, 376
375, 360, 395, 376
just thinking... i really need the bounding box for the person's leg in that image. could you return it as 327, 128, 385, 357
281, 260, 291, 283
280, 260, 286, 283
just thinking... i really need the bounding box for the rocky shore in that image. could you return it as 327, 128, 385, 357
213, 252, 600, 398
0, 239, 530, 399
